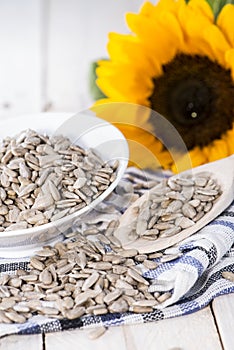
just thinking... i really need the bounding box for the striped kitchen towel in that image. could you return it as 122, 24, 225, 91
0, 167, 234, 338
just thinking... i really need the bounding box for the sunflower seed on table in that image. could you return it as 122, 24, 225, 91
0, 298, 16, 310
88, 326, 107, 340
88, 305, 108, 316
0, 227, 188, 323
4, 310, 26, 323
143, 260, 158, 269
160, 253, 182, 263
108, 298, 129, 313
129, 305, 154, 313
157, 292, 172, 304
222, 271, 234, 282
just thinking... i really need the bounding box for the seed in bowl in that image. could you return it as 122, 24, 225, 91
0, 129, 118, 231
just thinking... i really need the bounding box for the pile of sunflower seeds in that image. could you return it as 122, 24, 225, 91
115, 173, 221, 241
0, 228, 179, 324
0, 129, 118, 232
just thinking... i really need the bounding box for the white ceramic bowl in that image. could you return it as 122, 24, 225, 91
0, 111, 129, 257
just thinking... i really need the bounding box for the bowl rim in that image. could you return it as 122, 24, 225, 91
0, 111, 129, 239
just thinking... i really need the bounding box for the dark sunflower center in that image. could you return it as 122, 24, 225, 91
168, 78, 211, 125
149, 54, 234, 150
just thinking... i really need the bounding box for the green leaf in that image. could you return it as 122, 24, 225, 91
89, 60, 107, 101
205, 0, 234, 19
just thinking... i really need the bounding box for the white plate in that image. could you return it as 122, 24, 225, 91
0, 111, 129, 257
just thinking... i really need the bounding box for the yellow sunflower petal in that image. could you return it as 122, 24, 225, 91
157, 0, 183, 10
126, 12, 183, 65
160, 150, 173, 164
178, 2, 216, 59
203, 25, 231, 67
188, 147, 208, 167
225, 49, 234, 80
91, 98, 114, 107
204, 139, 229, 162
139, 2, 157, 17
90, 102, 151, 129
149, 0, 184, 17
127, 140, 163, 169
96, 63, 154, 102
117, 125, 166, 169
188, 0, 214, 22
217, 4, 234, 47
107, 33, 156, 74
223, 125, 234, 154
170, 147, 205, 173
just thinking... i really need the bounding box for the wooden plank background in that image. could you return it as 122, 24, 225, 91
0, 0, 144, 120
0, 307, 224, 350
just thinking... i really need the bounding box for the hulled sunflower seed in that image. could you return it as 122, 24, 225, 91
119, 172, 221, 243
88, 326, 107, 340
0, 129, 119, 231
222, 271, 234, 282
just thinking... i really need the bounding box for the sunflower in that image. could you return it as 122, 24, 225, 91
93, 0, 234, 172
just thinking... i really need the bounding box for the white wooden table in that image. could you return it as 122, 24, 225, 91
0, 0, 144, 119
0, 293, 233, 350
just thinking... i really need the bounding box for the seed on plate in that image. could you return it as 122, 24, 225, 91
182, 203, 197, 219
194, 177, 208, 187
175, 178, 194, 186
121, 172, 221, 242
193, 211, 205, 222
196, 188, 219, 196
153, 223, 175, 230
189, 199, 201, 207
174, 217, 195, 229
204, 202, 213, 212
165, 200, 183, 213
159, 226, 181, 238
